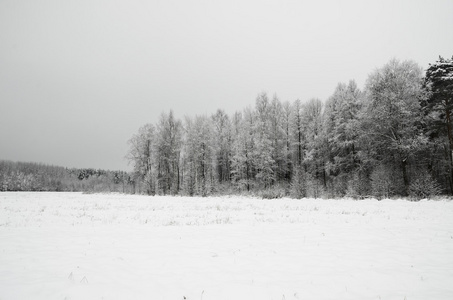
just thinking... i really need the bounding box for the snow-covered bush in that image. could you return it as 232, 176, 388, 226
305, 176, 325, 199
290, 167, 306, 199
408, 170, 442, 200
346, 171, 371, 199
259, 187, 286, 199
370, 164, 405, 199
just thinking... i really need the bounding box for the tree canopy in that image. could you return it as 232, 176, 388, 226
124, 57, 452, 199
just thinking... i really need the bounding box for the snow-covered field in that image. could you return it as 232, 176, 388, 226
0, 193, 452, 300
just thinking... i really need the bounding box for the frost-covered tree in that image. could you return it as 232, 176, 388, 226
212, 109, 232, 183
182, 115, 215, 196
230, 112, 246, 189
424, 56, 453, 193
231, 108, 256, 191
288, 99, 307, 196
291, 99, 305, 169
253, 92, 276, 187
302, 98, 325, 197
281, 101, 293, 181
323, 81, 363, 196
155, 110, 182, 195
269, 94, 286, 182
126, 124, 156, 194
181, 117, 196, 196
362, 59, 426, 196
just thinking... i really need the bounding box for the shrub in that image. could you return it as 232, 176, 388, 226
290, 166, 307, 199
346, 171, 371, 199
305, 176, 325, 199
259, 187, 286, 199
370, 164, 405, 199
408, 170, 441, 200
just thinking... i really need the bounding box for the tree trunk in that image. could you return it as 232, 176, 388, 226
298, 126, 302, 167
401, 158, 409, 196
445, 99, 453, 195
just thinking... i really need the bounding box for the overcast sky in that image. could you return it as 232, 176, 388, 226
1, 0, 452, 171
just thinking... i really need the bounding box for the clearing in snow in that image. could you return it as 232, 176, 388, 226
0, 192, 452, 300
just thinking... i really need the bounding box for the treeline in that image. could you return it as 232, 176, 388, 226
0, 160, 132, 193
127, 56, 453, 199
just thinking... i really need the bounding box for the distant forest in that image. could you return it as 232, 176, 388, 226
0, 160, 131, 193
2, 56, 452, 199
126, 56, 453, 199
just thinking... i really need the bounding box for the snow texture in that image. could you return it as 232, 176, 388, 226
0, 192, 452, 300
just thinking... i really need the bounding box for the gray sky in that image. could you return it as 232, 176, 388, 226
1, 0, 452, 171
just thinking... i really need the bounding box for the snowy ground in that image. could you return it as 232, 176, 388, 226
0, 193, 452, 300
